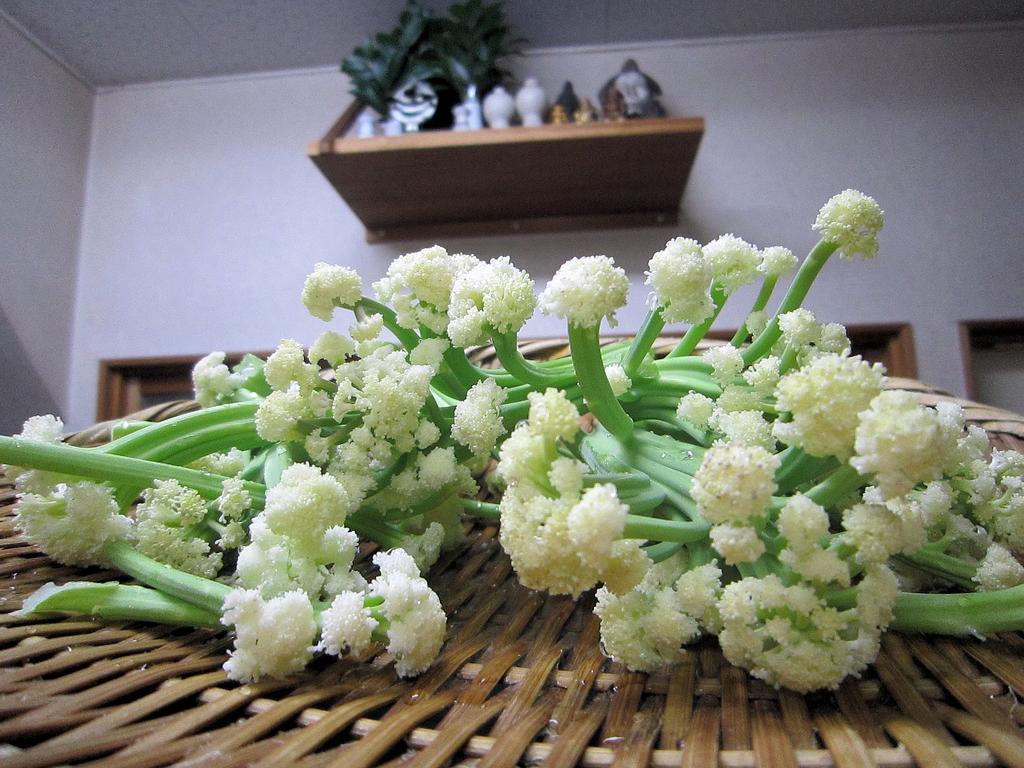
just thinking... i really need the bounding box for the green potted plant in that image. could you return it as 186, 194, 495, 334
341, 0, 518, 133
340, 0, 437, 131
431, 0, 515, 96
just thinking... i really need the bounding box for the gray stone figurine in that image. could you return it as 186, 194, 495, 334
599, 59, 666, 119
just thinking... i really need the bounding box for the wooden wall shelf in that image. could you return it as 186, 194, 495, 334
309, 106, 704, 243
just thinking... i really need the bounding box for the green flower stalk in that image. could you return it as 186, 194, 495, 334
20, 546, 446, 682
537, 255, 636, 442
18, 582, 223, 628
7, 189, 1024, 694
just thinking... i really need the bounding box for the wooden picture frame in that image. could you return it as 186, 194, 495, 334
96, 352, 271, 422
959, 318, 1024, 401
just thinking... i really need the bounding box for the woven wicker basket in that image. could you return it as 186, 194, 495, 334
3, 340, 1024, 768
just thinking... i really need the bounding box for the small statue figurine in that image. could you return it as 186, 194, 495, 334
548, 104, 569, 124
452, 104, 471, 131
574, 97, 597, 124
355, 111, 378, 138
515, 77, 546, 127
553, 81, 580, 122
600, 86, 625, 121
389, 77, 439, 132
599, 59, 666, 119
483, 85, 516, 128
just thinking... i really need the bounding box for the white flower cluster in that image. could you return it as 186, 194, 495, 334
447, 257, 536, 347
952, 446, 1024, 551
647, 236, 793, 328
596, 558, 722, 670
646, 238, 713, 325
222, 588, 318, 681
702, 234, 760, 295
778, 496, 849, 585
851, 391, 960, 499
452, 379, 508, 468
813, 189, 884, 260
497, 389, 648, 596
365, 549, 447, 676
373, 245, 480, 334
539, 256, 629, 328
236, 463, 364, 603
302, 262, 362, 321
774, 353, 884, 459
14, 482, 132, 568
4, 414, 66, 494
717, 566, 896, 692
192, 352, 245, 408
691, 444, 780, 564
134, 479, 223, 578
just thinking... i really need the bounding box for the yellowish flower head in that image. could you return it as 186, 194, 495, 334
222, 589, 318, 681
646, 237, 714, 324
813, 189, 884, 260
758, 246, 798, 277
677, 392, 715, 429
452, 378, 508, 460
705, 344, 744, 386
373, 246, 481, 334
448, 256, 536, 346
851, 390, 953, 498
539, 255, 630, 328
302, 262, 362, 321
691, 443, 780, 524
774, 353, 884, 459
703, 234, 760, 294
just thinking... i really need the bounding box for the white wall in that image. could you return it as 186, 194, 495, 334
0, 17, 93, 432
67, 24, 1024, 428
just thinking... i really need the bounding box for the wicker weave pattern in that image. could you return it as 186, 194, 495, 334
2, 363, 1024, 767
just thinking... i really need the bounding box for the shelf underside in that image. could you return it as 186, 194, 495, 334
309, 117, 704, 243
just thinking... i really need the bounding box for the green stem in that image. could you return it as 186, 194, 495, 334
630, 457, 700, 520
634, 432, 705, 472
666, 284, 726, 358
633, 418, 704, 444
743, 240, 838, 365
141, 421, 266, 464
621, 487, 666, 515
803, 464, 865, 509
439, 347, 486, 392
0, 436, 267, 507
105, 541, 231, 614
896, 550, 977, 590
584, 472, 652, 493
568, 324, 634, 442
113, 424, 268, 508
778, 346, 799, 374
345, 511, 407, 549
491, 331, 571, 388
730, 276, 778, 345
828, 583, 1024, 635
775, 448, 839, 492
643, 541, 682, 563
461, 498, 500, 519
622, 308, 665, 377
458, 498, 708, 545
653, 357, 714, 375
890, 586, 1024, 635
632, 376, 722, 399
99, 402, 259, 458
18, 581, 222, 628
623, 515, 709, 544
110, 421, 152, 440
